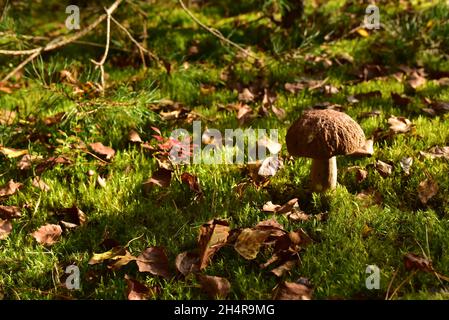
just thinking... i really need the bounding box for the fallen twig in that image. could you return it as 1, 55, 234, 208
0, 0, 124, 82
178, 0, 259, 61
90, 5, 113, 91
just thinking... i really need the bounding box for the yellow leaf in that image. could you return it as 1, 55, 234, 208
88, 246, 125, 265
0, 146, 28, 158
357, 28, 369, 38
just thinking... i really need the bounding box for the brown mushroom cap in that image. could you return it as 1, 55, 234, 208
286, 109, 366, 158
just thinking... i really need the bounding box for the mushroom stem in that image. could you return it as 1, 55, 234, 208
310, 156, 337, 192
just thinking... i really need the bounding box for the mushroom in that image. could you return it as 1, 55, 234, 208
286, 109, 366, 192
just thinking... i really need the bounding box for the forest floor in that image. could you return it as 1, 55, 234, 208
1, 0, 449, 300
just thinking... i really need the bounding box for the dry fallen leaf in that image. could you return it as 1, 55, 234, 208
198, 219, 230, 269
197, 275, 231, 299
0, 180, 23, 198
258, 156, 282, 177
0, 205, 21, 220
125, 275, 159, 300
108, 251, 137, 270
375, 160, 393, 178
238, 88, 255, 102
404, 253, 433, 273
356, 189, 383, 207
175, 251, 200, 276
419, 146, 449, 160
355, 168, 368, 183
284, 78, 326, 94
97, 176, 107, 188
136, 246, 171, 279
236, 104, 253, 126
399, 157, 413, 175
274, 280, 313, 300
0, 219, 12, 240
418, 178, 439, 204
31, 224, 62, 246
17, 154, 43, 171
89, 142, 115, 160
0, 109, 16, 125
89, 246, 126, 265
181, 172, 203, 197
391, 92, 411, 107
388, 116, 413, 134
407, 69, 426, 89
59, 205, 87, 228
128, 129, 142, 143
143, 168, 172, 190
0, 146, 28, 158
32, 177, 50, 192
273, 198, 298, 214
271, 260, 297, 277
234, 228, 271, 260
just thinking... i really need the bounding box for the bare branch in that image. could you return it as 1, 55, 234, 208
1, 0, 124, 82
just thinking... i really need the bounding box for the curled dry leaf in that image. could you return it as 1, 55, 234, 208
97, 176, 107, 188
238, 88, 255, 102
181, 172, 203, 197
284, 78, 326, 94
234, 228, 271, 260
391, 92, 411, 107
407, 69, 426, 89
388, 116, 413, 134
143, 168, 172, 190
35, 156, 71, 175
17, 154, 43, 171
125, 275, 159, 300
0, 179, 20, 199
271, 105, 286, 120
89, 142, 115, 160
136, 246, 171, 279
404, 253, 433, 273
31, 224, 62, 246
258, 156, 282, 177
255, 218, 286, 240
271, 260, 297, 277
0, 146, 28, 158
263, 199, 310, 221
198, 219, 230, 269
128, 129, 142, 143
109, 251, 137, 270
59, 205, 87, 228
236, 104, 253, 126
375, 160, 393, 178
0, 109, 16, 125
356, 189, 383, 207
418, 178, 439, 205
175, 251, 200, 276
89, 246, 126, 265
274, 280, 313, 300
32, 177, 50, 192
399, 157, 413, 175
356, 168, 368, 183
0, 219, 12, 240
263, 198, 298, 214
197, 275, 231, 299
419, 146, 449, 160
0, 205, 21, 220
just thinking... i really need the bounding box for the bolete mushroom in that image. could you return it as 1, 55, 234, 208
286, 109, 366, 192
